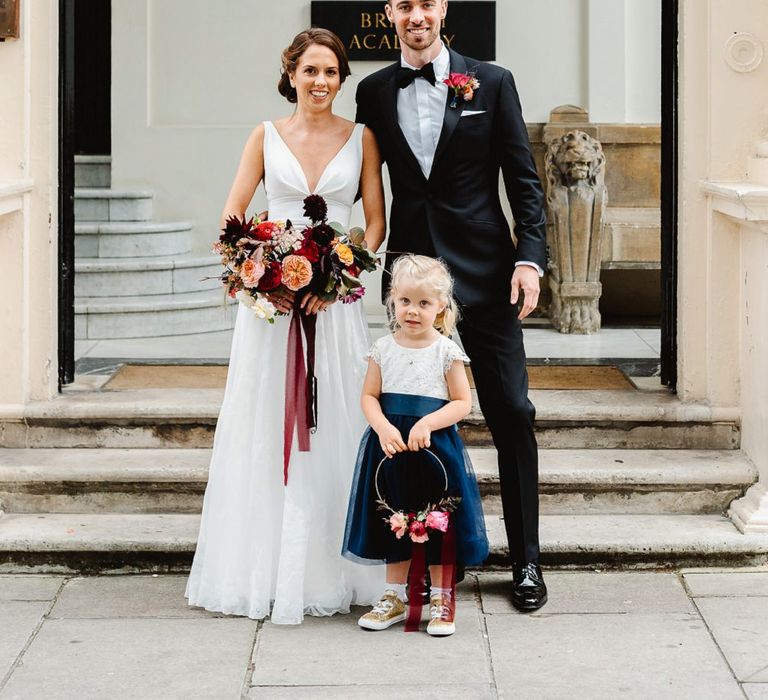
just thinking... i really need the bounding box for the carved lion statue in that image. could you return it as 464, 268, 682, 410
545, 130, 606, 189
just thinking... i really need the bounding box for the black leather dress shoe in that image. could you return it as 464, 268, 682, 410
511, 561, 548, 612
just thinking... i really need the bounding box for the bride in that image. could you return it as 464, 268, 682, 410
186, 28, 386, 623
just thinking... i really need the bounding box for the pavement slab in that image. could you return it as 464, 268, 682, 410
50, 575, 218, 618
249, 600, 491, 688
684, 570, 768, 597
0, 602, 49, 681
695, 597, 768, 682
744, 684, 768, 699
479, 571, 695, 615
486, 612, 743, 699
0, 618, 257, 700
0, 575, 64, 601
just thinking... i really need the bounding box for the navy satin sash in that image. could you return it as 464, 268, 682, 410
380, 392, 448, 418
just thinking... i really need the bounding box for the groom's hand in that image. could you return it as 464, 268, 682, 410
510, 266, 540, 320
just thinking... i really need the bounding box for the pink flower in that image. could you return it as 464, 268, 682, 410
444, 72, 471, 89
240, 257, 265, 289
409, 520, 429, 543
463, 88, 474, 102
389, 512, 408, 539
425, 510, 450, 533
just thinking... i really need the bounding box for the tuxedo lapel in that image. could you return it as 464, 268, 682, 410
380, 66, 425, 180
430, 50, 468, 179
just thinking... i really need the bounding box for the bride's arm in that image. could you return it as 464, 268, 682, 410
360, 127, 386, 253
219, 124, 265, 227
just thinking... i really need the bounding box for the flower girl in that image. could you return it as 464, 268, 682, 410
343, 255, 489, 636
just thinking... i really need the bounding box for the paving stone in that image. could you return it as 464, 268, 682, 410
0, 618, 256, 700
486, 613, 742, 699
50, 576, 218, 618
478, 571, 694, 615
684, 571, 768, 597
695, 598, 768, 682
744, 684, 768, 699
0, 575, 64, 601
247, 684, 495, 699
0, 602, 49, 679
250, 601, 490, 687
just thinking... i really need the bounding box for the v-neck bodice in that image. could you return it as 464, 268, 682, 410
263, 121, 364, 227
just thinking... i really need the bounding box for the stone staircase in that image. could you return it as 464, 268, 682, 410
74, 156, 235, 339
1, 385, 766, 573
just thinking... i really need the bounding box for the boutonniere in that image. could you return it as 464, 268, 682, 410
443, 72, 480, 109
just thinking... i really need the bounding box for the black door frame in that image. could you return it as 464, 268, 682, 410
660, 0, 679, 391
56, 3, 681, 388
58, 0, 76, 387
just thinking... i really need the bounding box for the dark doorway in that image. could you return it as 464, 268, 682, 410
74, 0, 111, 154
660, 0, 678, 391
58, 0, 112, 386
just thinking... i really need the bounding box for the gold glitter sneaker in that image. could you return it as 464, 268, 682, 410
358, 590, 407, 631
426, 594, 456, 636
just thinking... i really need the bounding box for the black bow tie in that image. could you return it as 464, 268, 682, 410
396, 62, 437, 89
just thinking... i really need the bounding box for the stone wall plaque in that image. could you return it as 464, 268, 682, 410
310, 1, 496, 61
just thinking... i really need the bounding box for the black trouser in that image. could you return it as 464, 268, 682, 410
457, 302, 540, 564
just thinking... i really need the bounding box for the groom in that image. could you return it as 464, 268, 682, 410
356, 0, 548, 610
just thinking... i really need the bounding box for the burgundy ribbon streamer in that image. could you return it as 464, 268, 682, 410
283, 308, 318, 485
404, 519, 457, 632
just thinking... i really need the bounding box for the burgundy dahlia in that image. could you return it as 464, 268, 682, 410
303, 194, 328, 223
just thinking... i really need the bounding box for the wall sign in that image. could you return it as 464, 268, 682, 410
0, 0, 20, 40
310, 1, 496, 61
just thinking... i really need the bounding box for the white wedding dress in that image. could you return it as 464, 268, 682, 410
186, 121, 383, 623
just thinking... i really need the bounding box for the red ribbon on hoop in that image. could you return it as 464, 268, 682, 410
283, 307, 318, 485
405, 518, 457, 632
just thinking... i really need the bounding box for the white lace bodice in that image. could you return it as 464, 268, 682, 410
368, 334, 470, 401
263, 120, 364, 227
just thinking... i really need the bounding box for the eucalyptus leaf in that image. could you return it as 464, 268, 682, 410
328, 221, 346, 237
348, 226, 365, 245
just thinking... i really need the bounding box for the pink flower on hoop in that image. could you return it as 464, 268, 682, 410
409, 520, 430, 543
444, 72, 480, 108
389, 512, 408, 539
425, 510, 450, 533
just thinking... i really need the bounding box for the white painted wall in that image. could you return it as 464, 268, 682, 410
111, 0, 661, 310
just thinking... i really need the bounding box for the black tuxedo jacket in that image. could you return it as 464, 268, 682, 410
355, 49, 547, 306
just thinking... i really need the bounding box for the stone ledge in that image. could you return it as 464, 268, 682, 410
701, 180, 768, 222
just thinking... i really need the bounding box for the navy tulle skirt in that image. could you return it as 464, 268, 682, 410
342, 393, 489, 567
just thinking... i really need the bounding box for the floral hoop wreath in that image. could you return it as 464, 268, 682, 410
375, 449, 462, 543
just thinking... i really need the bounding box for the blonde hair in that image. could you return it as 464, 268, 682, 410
386, 255, 460, 336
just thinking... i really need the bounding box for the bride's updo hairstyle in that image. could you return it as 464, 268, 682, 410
278, 28, 351, 103
386, 255, 460, 337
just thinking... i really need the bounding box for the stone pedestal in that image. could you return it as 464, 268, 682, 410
544, 110, 608, 334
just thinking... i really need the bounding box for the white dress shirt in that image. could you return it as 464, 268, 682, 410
395, 43, 543, 277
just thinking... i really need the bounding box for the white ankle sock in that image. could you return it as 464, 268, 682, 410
430, 586, 452, 601
385, 583, 407, 602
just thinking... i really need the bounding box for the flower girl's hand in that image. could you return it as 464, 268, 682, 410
407, 419, 432, 452
377, 422, 407, 458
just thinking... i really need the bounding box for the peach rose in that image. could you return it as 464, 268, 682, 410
240, 258, 265, 289
281, 254, 313, 291
425, 510, 449, 533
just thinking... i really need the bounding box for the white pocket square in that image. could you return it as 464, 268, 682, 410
460, 110, 486, 117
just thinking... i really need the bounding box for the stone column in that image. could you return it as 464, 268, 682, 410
544, 110, 607, 334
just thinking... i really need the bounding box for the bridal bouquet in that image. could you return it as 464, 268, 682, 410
214, 194, 378, 323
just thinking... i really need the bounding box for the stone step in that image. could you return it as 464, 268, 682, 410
75, 188, 153, 222
74, 155, 111, 189
75, 289, 236, 340
75, 221, 193, 258
0, 390, 740, 450
0, 448, 755, 516
75, 254, 221, 298
1, 511, 765, 573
